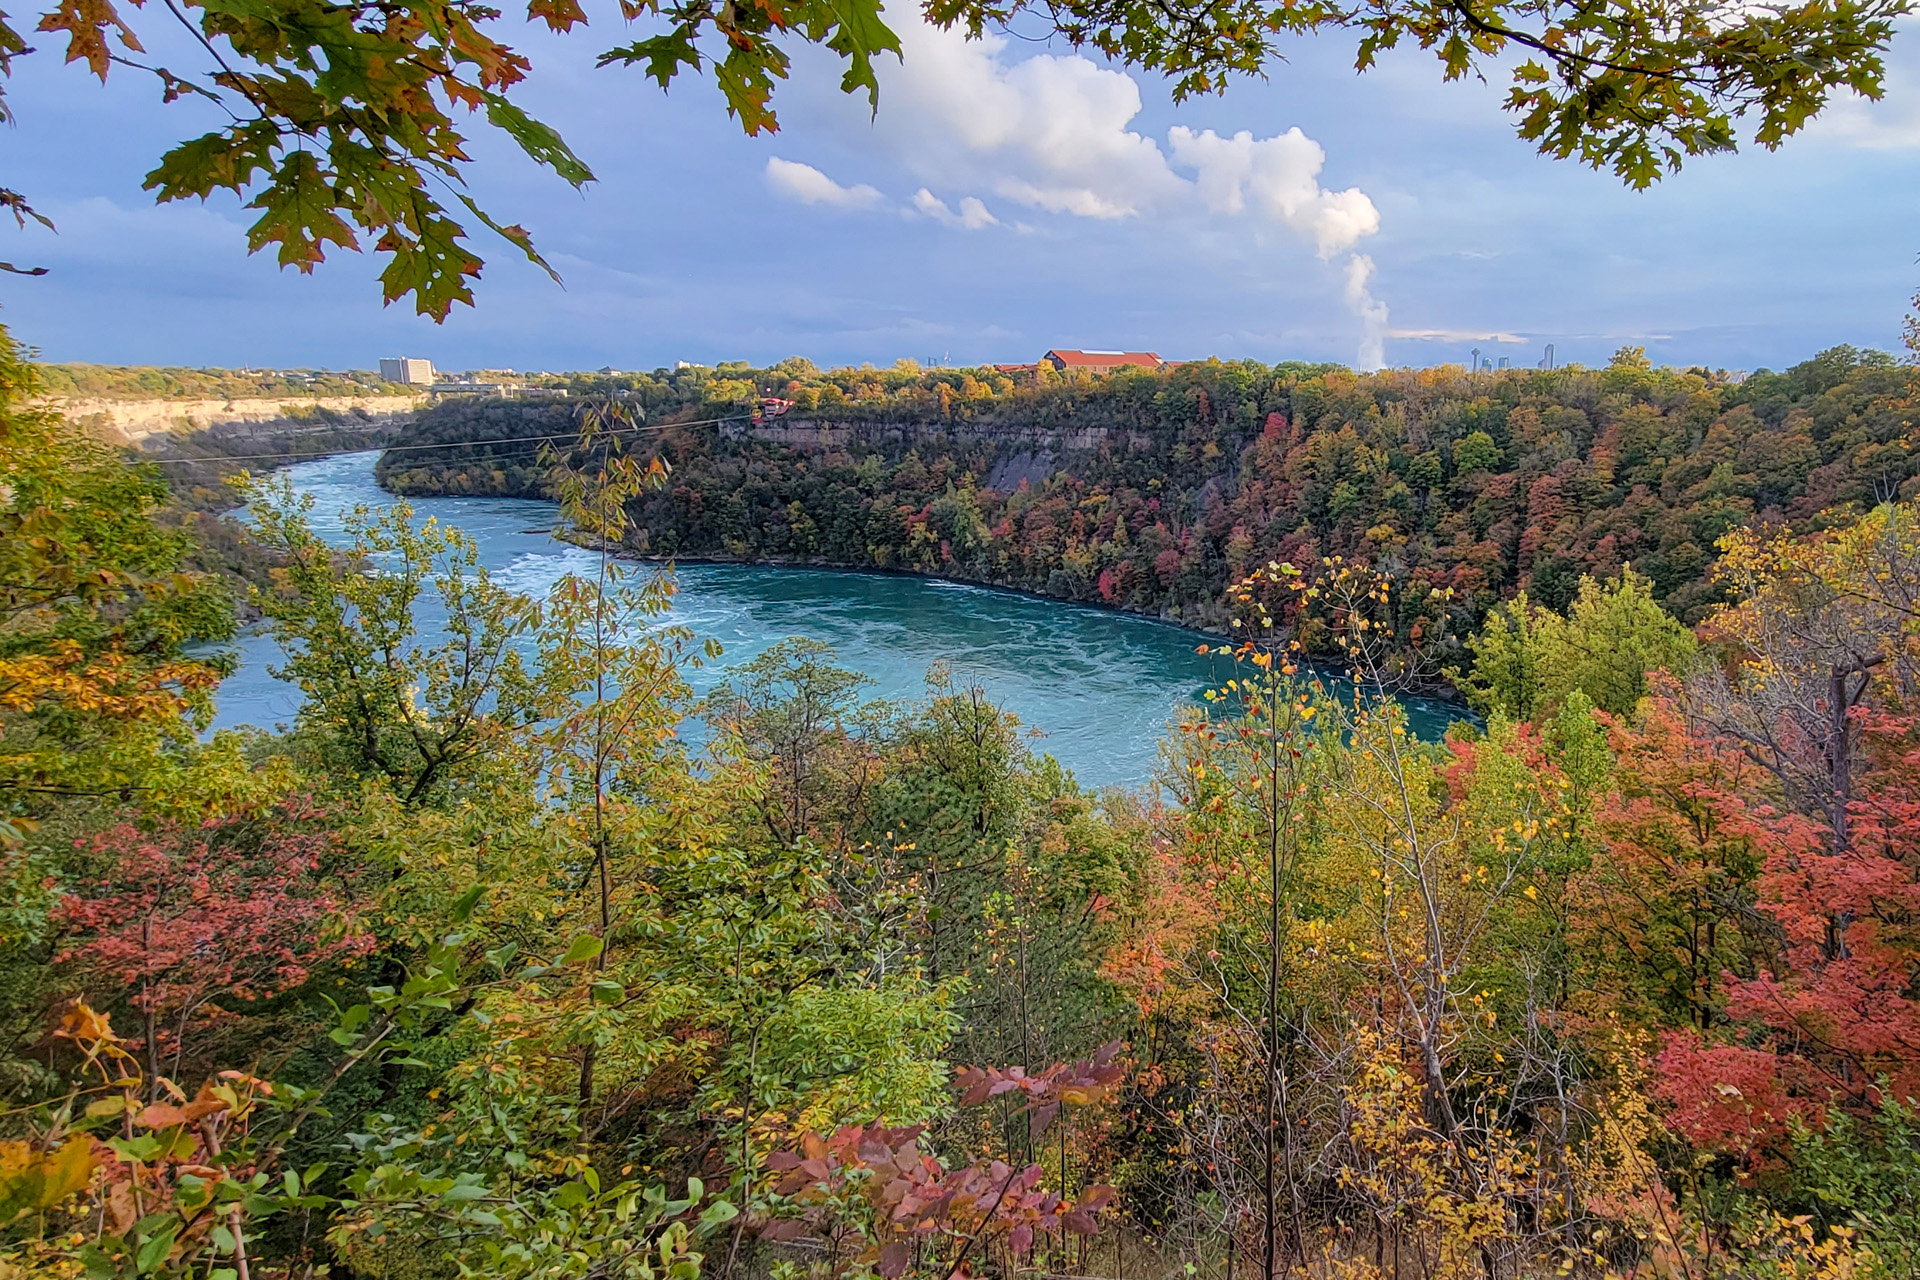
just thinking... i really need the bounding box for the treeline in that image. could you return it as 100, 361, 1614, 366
5, 321, 1920, 1278
382, 347, 1917, 661
38, 362, 408, 400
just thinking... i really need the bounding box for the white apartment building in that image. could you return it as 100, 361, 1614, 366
379, 356, 437, 385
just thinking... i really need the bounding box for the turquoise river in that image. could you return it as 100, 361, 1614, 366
207, 451, 1462, 788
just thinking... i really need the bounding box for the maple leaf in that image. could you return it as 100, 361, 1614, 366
143, 124, 280, 201
0, 188, 53, 231
377, 206, 481, 320
482, 93, 595, 187
244, 151, 361, 270
35, 0, 142, 79
816, 0, 899, 108
528, 0, 588, 29
0, 1138, 96, 1225
597, 27, 704, 90
713, 41, 788, 135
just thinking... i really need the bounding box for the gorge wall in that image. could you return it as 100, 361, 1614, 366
55, 393, 422, 443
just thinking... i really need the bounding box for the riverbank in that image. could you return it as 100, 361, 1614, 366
553, 525, 1222, 636
549, 524, 1477, 715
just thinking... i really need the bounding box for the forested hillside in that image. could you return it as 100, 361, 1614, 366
7, 324, 1920, 1280
381, 348, 1917, 655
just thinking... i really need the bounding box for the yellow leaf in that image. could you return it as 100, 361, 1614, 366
0, 1137, 97, 1224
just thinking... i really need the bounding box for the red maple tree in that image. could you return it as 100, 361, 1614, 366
53, 800, 373, 1087
1653, 707, 1920, 1154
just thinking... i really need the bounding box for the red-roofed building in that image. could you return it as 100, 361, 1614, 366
1042, 349, 1163, 372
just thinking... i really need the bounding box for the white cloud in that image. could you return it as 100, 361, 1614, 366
766, 10, 1391, 363
1812, 94, 1920, 148
1344, 254, 1390, 371
877, 14, 1379, 255
1166, 127, 1380, 257
765, 157, 884, 209
912, 188, 999, 229
882, 22, 1183, 220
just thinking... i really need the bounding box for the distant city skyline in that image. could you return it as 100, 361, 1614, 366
5, 10, 1918, 374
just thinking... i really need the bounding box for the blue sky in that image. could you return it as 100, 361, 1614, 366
7, 9, 1920, 373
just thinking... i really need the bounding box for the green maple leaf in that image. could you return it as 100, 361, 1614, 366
244, 150, 360, 269
597, 27, 703, 89
817, 0, 900, 106
454, 191, 563, 285
143, 124, 278, 201
377, 205, 480, 320
714, 43, 788, 134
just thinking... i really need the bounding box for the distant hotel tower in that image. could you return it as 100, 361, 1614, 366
379, 357, 437, 385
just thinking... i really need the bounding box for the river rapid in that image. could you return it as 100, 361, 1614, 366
208, 451, 1460, 788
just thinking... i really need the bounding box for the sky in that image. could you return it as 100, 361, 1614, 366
6, 8, 1920, 373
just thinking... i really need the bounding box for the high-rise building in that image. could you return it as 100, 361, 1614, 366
379, 357, 436, 385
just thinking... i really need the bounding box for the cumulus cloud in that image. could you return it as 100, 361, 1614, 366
765, 157, 885, 209
882, 22, 1182, 220
876, 14, 1380, 256
769, 11, 1388, 363
1166, 127, 1379, 257
1344, 255, 1391, 372
912, 188, 999, 229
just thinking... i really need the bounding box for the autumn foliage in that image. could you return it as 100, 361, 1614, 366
6, 332, 1920, 1279
53, 803, 372, 1081
385, 346, 1915, 660
1652, 707, 1920, 1155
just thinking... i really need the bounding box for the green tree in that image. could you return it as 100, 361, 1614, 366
1457, 589, 1552, 721
868, 667, 1026, 991
1554, 566, 1699, 714
248, 483, 551, 805
1789, 1096, 1920, 1275
538, 410, 709, 1105
1461, 567, 1696, 720
0, 326, 235, 837
1452, 429, 1502, 475
929, 485, 992, 569
701, 637, 885, 849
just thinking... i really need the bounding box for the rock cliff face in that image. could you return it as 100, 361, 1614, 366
49, 394, 422, 442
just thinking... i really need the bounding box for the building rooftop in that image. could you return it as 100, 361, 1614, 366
1042, 349, 1163, 371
